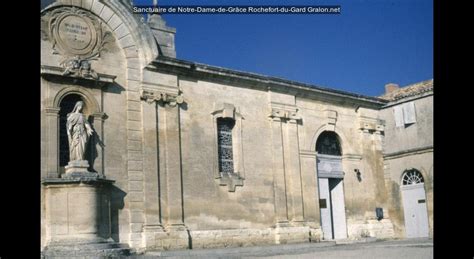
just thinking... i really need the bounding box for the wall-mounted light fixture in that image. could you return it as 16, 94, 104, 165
355, 169, 362, 182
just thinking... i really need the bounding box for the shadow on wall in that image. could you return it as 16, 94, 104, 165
86, 115, 106, 173
110, 185, 127, 242
104, 82, 126, 95
388, 181, 403, 237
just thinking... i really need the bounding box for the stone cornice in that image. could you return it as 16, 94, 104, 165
383, 145, 433, 160
41, 177, 115, 185
44, 107, 61, 114
147, 57, 388, 109
342, 154, 363, 161
41, 65, 116, 86
299, 150, 317, 157
381, 91, 433, 109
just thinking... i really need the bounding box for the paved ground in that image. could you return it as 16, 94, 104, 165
142, 238, 433, 258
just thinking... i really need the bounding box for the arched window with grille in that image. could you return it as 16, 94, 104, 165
316, 131, 342, 156
401, 169, 424, 185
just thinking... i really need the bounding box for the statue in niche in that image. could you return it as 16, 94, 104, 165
67, 101, 94, 162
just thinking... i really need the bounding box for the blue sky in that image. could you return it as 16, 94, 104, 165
133, 0, 433, 97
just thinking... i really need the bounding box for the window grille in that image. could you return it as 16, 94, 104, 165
402, 169, 424, 185
316, 131, 342, 156
217, 118, 235, 174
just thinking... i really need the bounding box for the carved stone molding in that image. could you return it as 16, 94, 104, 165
140, 89, 184, 107
41, 65, 116, 86
269, 107, 301, 121
324, 109, 337, 131
44, 6, 114, 82
211, 103, 243, 120
342, 154, 363, 161
44, 107, 61, 115
358, 117, 385, 134
219, 172, 244, 192
47, 7, 113, 60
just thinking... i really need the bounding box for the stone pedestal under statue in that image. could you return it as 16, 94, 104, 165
64, 160, 90, 175
41, 173, 131, 258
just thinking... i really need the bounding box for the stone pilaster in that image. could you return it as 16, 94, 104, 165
299, 150, 321, 240
269, 105, 308, 244
141, 87, 189, 250
269, 106, 304, 223
127, 85, 146, 248
44, 107, 61, 178
284, 118, 304, 222
270, 117, 288, 224
91, 112, 107, 177
142, 100, 165, 249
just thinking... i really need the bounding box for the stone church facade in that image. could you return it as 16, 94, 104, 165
40, 1, 433, 256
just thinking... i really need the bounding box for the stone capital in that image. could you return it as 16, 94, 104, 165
140, 89, 184, 107
45, 107, 61, 114
269, 108, 302, 122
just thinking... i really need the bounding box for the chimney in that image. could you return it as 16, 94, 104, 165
385, 83, 399, 94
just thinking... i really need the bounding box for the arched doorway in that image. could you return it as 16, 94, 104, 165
316, 131, 347, 240
400, 169, 429, 238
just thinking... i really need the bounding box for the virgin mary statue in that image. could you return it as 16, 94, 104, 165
67, 101, 94, 162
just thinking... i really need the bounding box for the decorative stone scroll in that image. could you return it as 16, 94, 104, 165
140, 89, 184, 107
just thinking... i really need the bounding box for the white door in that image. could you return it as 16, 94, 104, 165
401, 183, 429, 238
317, 154, 347, 240
329, 178, 348, 239
318, 178, 333, 239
